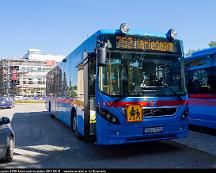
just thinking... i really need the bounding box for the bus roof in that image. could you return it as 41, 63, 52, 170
61, 28, 182, 66
190, 47, 216, 58
96, 29, 168, 39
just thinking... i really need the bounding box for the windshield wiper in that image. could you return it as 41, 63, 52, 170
159, 85, 183, 101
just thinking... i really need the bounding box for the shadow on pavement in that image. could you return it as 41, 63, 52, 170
0, 110, 184, 169
189, 125, 216, 137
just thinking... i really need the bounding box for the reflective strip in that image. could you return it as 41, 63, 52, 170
108, 100, 187, 107
189, 94, 216, 99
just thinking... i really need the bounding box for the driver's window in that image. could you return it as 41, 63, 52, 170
108, 58, 122, 95
99, 57, 122, 96
129, 59, 144, 89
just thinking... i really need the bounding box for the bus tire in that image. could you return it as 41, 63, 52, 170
48, 101, 55, 118
71, 108, 76, 131
50, 113, 55, 118
71, 109, 82, 140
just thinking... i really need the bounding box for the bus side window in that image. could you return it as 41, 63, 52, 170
207, 75, 216, 93
192, 78, 201, 91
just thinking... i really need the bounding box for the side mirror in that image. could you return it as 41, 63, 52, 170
97, 47, 107, 66
0, 117, 11, 125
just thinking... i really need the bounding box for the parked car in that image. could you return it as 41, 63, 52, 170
14, 95, 23, 101
0, 117, 15, 162
0, 97, 15, 109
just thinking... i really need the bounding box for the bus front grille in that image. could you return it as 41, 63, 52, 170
143, 107, 177, 118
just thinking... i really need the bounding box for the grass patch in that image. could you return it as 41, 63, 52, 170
15, 100, 45, 103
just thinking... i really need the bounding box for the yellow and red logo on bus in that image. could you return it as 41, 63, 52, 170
126, 104, 143, 122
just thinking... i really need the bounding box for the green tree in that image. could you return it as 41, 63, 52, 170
185, 49, 202, 56
67, 85, 77, 97
208, 41, 216, 47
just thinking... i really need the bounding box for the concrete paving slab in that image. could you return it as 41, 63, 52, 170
172, 130, 216, 156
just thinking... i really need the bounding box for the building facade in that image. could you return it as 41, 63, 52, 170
0, 49, 64, 98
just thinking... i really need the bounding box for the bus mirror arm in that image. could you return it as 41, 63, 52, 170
96, 40, 107, 48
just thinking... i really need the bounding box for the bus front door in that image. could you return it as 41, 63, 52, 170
83, 56, 96, 142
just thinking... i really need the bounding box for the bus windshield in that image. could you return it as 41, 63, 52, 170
99, 51, 186, 97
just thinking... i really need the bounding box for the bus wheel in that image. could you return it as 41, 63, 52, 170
49, 101, 54, 118
72, 114, 82, 140
50, 113, 55, 118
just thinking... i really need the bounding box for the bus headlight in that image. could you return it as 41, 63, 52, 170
120, 23, 129, 34
166, 28, 177, 40
97, 107, 120, 125
181, 107, 189, 120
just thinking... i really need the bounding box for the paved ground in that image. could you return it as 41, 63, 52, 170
0, 103, 216, 169
172, 130, 216, 156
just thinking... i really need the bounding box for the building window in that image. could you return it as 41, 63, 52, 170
28, 78, 33, 84
38, 67, 42, 72
38, 78, 42, 85
23, 78, 27, 84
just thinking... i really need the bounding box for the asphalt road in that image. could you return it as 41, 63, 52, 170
0, 103, 216, 169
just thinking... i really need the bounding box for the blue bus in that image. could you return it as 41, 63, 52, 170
185, 47, 216, 129
46, 24, 188, 145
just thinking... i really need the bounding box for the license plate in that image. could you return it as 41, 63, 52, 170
144, 127, 163, 134
126, 104, 143, 122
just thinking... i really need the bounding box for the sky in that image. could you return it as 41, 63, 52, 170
0, 0, 216, 58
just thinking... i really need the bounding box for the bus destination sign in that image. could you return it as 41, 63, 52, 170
116, 36, 176, 53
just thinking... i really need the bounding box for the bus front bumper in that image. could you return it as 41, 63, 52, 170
96, 120, 188, 145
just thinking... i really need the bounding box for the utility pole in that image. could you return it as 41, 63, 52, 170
6, 60, 10, 97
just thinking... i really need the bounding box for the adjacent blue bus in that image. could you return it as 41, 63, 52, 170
46, 24, 189, 145
185, 47, 216, 129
